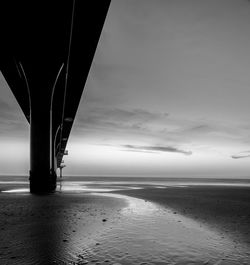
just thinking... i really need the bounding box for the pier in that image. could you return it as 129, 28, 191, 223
1, 0, 111, 193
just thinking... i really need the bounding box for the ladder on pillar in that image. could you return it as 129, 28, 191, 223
59, 165, 66, 178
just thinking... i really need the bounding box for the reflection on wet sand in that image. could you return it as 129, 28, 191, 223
85, 192, 250, 265
0, 192, 126, 264
0, 179, 250, 264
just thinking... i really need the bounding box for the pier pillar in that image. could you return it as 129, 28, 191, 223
29, 91, 57, 193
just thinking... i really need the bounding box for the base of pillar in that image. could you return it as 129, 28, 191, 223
29, 170, 57, 194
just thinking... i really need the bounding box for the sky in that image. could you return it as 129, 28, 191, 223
1, 0, 250, 178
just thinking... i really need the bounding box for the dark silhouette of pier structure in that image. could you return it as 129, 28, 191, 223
1, 0, 111, 193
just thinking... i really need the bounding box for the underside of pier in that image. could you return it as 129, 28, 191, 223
1, 0, 111, 193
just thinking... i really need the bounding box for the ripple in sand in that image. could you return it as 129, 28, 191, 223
74, 193, 250, 265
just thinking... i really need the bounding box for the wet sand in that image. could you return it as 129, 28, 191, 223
0, 192, 127, 264
114, 185, 250, 247
0, 180, 250, 264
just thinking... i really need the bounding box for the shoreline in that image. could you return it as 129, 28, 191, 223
1, 181, 250, 264
113, 185, 250, 247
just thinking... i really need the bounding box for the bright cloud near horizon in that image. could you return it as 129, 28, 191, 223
1, 0, 250, 178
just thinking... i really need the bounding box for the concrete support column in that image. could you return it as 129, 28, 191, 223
29, 93, 57, 193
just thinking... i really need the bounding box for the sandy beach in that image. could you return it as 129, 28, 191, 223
0, 192, 127, 264
0, 178, 250, 264
114, 185, 250, 247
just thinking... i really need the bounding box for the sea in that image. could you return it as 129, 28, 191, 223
1, 175, 250, 193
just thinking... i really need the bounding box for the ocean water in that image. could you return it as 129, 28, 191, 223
0, 176, 250, 264
1, 175, 250, 193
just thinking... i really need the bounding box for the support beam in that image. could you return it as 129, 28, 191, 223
29, 92, 57, 193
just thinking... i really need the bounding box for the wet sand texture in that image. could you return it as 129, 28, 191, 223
1, 182, 250, 264
0, 193, 126, 264
114, 186, 250, 246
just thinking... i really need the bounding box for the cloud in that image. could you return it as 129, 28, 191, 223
74, 103, 250, 156
231, 151, 250, 159
0, 98, 28, 135
75, 106, 169, 133
232, 155, 250, 159
187, 125, 213, 132
120, 148, 157, 154
0, 99, 14, 118
122, 144, 192, 156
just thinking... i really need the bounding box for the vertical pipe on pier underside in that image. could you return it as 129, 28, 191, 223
29, 92, 57, 193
